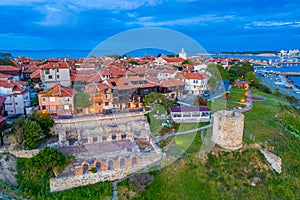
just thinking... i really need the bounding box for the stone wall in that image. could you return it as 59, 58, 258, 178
50, 153, 162, 192
54, 115, 151, 146
0, 149, 40, 158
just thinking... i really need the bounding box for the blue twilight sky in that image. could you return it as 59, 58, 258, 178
0, 0, 299, 52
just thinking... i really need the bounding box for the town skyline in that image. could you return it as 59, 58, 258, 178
0, 0, 300, 51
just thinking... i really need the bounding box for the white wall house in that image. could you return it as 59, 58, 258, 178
40, 62, 71, 89
0, 80, 30, 115
176, 72, 208, 95
170, 106, 211, 123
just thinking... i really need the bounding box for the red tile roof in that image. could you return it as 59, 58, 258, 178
0, 80, 27, 89
0, 65, 20, 72
70, 72, 102, 83
39, 62, 69, 69
39, 84, 76, 97
176, 72, 208, 80
107, 76, 157, 90
163, 57, 185, 63
84, 83, 111, 94
0, 73, 13, 79
30, 69, 40, 79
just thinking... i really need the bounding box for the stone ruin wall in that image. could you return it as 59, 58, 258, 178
0, 149, 40, 158
53, 115, 151, 145
212, 110, 244, 150
50, 152, 162, 192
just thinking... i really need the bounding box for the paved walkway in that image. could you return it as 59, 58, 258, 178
233, 90, 253, 113
154, 124, 212, 143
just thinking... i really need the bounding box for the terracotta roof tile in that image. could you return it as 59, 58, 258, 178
39, 84, 76, 97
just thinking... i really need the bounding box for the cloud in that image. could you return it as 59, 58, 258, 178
0, 0, 163, 10
247, 21, 300, 28
128, 15, 236, 26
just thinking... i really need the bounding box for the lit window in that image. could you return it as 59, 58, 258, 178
49, 97, 55, 102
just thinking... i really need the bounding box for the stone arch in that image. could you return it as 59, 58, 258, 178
83, 164, 89, 174
132, 157, 136, 167
120, 158, 125, 168
96, 162, 101, 172
108, 160, 114, 170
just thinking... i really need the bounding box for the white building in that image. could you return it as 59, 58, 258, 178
179, 48, 187, 60
40, 62, 71, 89
176, 72, 208, 95
0, 80, 30, 115
170, 106, 211, 123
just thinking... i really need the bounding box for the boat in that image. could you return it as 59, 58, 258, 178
284, 85, 293, 90
274, 81, 285, 85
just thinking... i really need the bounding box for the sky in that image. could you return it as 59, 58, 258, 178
0, 0, 300, 52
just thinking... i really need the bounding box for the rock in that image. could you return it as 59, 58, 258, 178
260, 148, 282, 174
0, 153, 18, 186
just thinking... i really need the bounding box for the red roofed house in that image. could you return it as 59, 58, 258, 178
39, 62, 71, 89
235, 80, 249, 88
0, 80, 30, 115
176, 72, 208, 95
162, 57, 185, 66
0, 65, 21, 80
84, 83, 113, 113
38, 84, 76, 116
104, 76, 158, 110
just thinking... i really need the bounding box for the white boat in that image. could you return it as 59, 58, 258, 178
274, 81, 285, 85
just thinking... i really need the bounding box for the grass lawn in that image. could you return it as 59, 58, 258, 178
230, 87, 247, 101
243, 89, 289, 142
176, 122, 210, 133
146, 104, 169, 135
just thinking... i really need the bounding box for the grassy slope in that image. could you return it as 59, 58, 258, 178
118, 90, 300, 200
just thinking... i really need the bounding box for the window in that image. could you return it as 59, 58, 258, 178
56, 69, 59, 72
102, 136, 107, 141
48, 75, 53, 79
57, 75, 60, 79
15, 102, 18, 105
64, 105, 69, 110
112, 134, 116, 140
106, 94, 110, 99
49, 97, 55, 102
105, 102, 109, 106
121, 134, 126, 140
45, 69, 50, 75
93, 137, 97, 142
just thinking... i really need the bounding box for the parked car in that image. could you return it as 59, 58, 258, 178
105, 108, 118, 114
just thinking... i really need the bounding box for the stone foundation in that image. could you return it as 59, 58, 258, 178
50, 153, 162, 192
0, 149, 40, 158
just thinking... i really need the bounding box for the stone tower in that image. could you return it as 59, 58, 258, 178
211, 110, 244, 150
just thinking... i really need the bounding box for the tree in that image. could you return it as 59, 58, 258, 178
29, 110, 54, 136
0, 52, 16, 66
196, 96, 207, 106
74, 91, 91, 109
12, 117, 44, 149
206, 64, 229, 80
208, 76, 218, 90
273, 88, 281, 96
230, 62, 254, 78
143, 92, 165, 107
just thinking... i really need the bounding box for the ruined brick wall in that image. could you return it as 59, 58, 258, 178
50, 153, 162, 192
54, 115, 151, 146
212, 110, 244, 150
